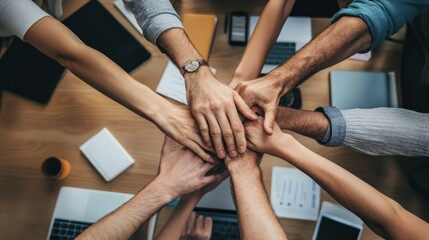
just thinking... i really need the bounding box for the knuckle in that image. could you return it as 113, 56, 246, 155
210, 128, 222, 137
199, 125, 208, 132
209, 101, 222, 111
223, 129, 234, 138
231, 122, 244, 132
227, 144, 236, 151
191, 103, 206, 112
177, 135, 187, 144
204, 138, 211, 145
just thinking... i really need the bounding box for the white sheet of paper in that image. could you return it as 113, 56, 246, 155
156, 61, 216, 105
349, 51, 372, 61
270, 166, 320, 221
114, 0, 143, 35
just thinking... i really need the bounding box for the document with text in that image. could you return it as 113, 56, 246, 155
271, 166, 320, 221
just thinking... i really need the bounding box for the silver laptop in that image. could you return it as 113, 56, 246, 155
47, 186, 134, 240
248, 16, 312, 74
194, 177, 239, 239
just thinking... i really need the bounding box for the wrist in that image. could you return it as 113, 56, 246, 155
269, 67, 298, 95
147, 97, 177, 130
229, 164, 261, 184
230, 72, 244, 89
263, 71, 288, 96
227, 161, 260, 178
149, 177, 181, 204
275, 135, 303, 161
183, 65, 213, 83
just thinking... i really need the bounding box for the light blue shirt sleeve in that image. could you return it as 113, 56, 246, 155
315, 106, 346, 147
332, 0, 429, 50
123, 0, 183, 45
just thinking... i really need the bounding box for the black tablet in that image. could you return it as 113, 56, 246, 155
0, 0, 151, 104
0, 38, 65, 103
63, 0, 151, 73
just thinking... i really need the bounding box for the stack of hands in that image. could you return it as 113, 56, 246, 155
160, 64, 284, 163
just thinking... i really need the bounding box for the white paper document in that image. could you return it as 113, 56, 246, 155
114, 0, 143, 35
156, 61, 216, 105
271, 166, 320, 221
349, 51, 372, 61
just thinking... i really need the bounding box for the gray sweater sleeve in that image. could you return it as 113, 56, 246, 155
123, 0, 183, 45
341, 108, 429, 156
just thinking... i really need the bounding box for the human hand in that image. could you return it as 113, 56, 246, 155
155, 137, 224, 199
180, 212, 212, 240
244, 117, 287, 157
185, 68, 258, 159
235, 74, 284, 135
154, 100, 215, 163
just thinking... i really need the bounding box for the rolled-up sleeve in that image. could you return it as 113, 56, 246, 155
332, 0, 429, 50
123, 0, 183, 45
315, 106, 346, 147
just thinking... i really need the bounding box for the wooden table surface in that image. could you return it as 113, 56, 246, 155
0, 1, 428, 239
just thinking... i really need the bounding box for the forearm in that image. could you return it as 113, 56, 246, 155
157, 28, 215, 89
276, 107, 328, 141
24, 17, 164, 123
275, 136, 427, 239
341, 108, 429, 156
62, 44, 167, 121
271, 16, 371, 94
232, 0, 295, 85
229, 166, 287, 240
155, 193, 202, 240
77, 179, 174, 240
157, 28, 203, 69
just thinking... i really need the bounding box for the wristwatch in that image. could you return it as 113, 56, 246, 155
180, 59, 209, 75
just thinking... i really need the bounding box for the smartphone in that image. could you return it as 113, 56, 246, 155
279, 88, 302, 109
312, 202, 363, 240
229, 11, 248, 46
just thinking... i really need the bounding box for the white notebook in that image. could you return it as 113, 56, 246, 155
80, 128, 135, 182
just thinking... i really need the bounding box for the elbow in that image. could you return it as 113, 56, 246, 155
54, 41, 88, 70
368, 198, 407, 239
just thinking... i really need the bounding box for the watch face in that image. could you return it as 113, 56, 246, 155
184, 60, 200, 72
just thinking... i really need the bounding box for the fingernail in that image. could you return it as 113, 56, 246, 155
219, 150, 225, 158
230, 150, 238, 157
239, 145, 245, 153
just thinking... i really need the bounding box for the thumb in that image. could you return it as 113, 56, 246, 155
233, 92, 258, 121
263, 107, 276, 135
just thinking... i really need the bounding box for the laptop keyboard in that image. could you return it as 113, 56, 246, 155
210, 219, 240, 240
49, 218, 92, 240
265, 42, 296, 65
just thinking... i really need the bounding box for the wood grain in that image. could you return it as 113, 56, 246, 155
0, 1, 427, 239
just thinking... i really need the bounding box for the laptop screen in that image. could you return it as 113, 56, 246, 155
196, 177, 236, 211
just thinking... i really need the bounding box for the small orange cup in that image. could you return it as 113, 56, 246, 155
41, 157, 72, 180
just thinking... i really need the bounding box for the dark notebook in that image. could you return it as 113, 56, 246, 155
0, 39, 65, 103
63, 0, 151, 73
0, 0, 150, 104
